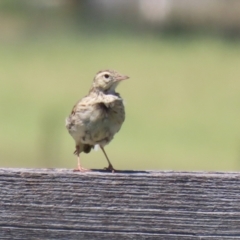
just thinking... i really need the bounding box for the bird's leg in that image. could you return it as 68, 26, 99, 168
100, 146, 116, 172
73, 146, 89, 172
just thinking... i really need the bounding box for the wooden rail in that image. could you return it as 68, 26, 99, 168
0, 168, 240, 239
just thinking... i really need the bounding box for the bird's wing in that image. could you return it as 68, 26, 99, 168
70, 95, 90, 115
65, 95, 92, 130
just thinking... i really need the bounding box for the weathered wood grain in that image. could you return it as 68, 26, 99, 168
0, 168, 240, 239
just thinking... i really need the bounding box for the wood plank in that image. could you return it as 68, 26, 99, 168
0, 168, 240, 239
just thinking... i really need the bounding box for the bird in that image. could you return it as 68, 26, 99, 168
65, 69, 129, 172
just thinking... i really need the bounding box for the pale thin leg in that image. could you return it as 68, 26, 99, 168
73, 155, 89, 172
100, 146, 116, 172
73, 146, 89, 172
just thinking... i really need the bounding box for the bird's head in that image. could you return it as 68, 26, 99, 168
92, 70, 129, 93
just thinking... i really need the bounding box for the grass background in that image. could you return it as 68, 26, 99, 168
1, 33, 240, 171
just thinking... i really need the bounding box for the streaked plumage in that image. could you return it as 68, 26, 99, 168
66, 69, 129, 171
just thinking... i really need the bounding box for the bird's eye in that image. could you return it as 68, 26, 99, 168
104, 74, 109, 79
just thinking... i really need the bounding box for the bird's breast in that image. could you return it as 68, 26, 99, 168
97, 100, 125, 124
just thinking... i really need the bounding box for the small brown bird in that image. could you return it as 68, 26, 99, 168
66, 69, 129, 172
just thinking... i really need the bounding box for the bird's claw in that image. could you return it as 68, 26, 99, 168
104, 164, 116, 173
73, 166, 90, 172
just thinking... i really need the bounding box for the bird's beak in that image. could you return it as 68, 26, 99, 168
116, 75, 129, 81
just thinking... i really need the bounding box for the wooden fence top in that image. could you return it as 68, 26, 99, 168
1, 168, 240, 239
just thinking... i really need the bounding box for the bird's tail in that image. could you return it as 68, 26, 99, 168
83, 144, 93, 154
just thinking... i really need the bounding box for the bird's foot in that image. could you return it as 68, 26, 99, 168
73, 166, 90, 172
104, 164, 116, 173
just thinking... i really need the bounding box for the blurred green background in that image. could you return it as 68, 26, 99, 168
1, 0, 240, 171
